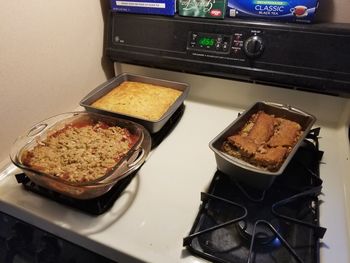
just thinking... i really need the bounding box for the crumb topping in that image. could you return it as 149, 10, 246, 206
22, 122, 136, 183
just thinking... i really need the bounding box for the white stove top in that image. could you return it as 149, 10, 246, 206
0, 65, 349, 263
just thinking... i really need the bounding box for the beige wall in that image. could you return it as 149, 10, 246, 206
0, 1, 113, 162
316, 0, 350, 23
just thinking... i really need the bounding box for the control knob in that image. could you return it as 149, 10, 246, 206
243, 35, 264, 58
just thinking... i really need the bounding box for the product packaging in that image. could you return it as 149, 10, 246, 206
110, 0, 176, 16
178, 0, 227, 19
227, 0, 319, 23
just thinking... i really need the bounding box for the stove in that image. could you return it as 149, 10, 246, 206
184, 129, 326, 263
1, 12, 350, 263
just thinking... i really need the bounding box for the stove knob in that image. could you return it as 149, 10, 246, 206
243, 35, 264, 58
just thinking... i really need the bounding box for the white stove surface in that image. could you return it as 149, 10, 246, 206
0, 65, 349, 263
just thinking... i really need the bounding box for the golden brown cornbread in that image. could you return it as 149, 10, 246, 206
92, 81, 182, 121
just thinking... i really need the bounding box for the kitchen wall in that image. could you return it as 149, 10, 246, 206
316, 0, 350, 23
0, 1, 113, 163
0, 0, 349, 164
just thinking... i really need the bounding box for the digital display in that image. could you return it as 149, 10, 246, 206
198, 37, 215, 47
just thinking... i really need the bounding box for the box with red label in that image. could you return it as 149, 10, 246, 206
178, 0, 227, 19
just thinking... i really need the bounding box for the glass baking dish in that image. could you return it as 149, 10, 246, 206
10, 112, 151, 199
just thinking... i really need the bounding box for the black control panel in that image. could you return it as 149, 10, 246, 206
187, 30, 264, 60
186, 29, 266, 63
232, 32, 245, 58
107, 13, 350, 97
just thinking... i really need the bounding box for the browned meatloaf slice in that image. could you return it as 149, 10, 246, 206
227, 135, 258, 157
254, 146, 288, 171
221, 111, 303, 171
247, 111, 275, 144
268, 118, 302, 147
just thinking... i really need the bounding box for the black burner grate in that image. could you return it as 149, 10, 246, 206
15, 171, 137, 215
184, 128, 326, 263
15, 104, 185, 215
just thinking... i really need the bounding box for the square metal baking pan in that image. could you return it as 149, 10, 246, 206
80, 73, 190, 133
209, 101, 316, 190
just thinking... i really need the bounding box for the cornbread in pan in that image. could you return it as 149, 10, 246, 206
91, 81, 182, 121
222, 111, 302, 171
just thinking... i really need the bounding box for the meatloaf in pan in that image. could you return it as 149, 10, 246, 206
209, 102, 316, 190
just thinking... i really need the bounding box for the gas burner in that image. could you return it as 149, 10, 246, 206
184, 129, 326, 263
237, 216, 281, 245
233, 186, 281, 245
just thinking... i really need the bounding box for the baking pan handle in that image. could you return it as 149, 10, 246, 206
264, 101, 311, 116
128, 148, 145, 168
27, 123, 48, 137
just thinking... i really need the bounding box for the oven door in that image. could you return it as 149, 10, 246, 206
0, 212, 114, 263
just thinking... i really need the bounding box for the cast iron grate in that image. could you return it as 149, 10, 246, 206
14, 104, 185, 215
184, 128, 326, 263
15, 171, 137, 216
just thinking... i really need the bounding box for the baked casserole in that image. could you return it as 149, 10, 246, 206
21, 120, 138, 183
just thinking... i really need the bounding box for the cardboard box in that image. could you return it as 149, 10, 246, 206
227, 0, 319, 23
178, 0, 227, 19
110, 0, 176, 16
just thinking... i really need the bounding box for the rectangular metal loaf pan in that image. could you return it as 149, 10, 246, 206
209, 101, 316, 190
80, 73, 190, 133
